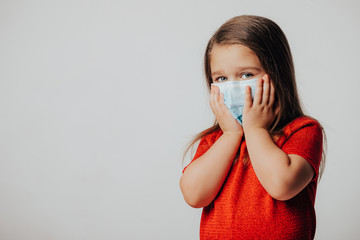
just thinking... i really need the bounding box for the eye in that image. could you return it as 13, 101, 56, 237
215, 76, 227, 82
240, 72, 254, 79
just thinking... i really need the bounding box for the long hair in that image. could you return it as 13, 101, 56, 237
184, 15, 326, 178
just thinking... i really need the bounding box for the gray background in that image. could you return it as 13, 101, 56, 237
1, 0, 359, 239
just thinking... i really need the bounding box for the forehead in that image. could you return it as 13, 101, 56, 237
210, 44, 262, 71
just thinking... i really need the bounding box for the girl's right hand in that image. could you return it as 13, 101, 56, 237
210, 85, 243, 135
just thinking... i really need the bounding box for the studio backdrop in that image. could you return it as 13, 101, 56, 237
0, 0, 359, 239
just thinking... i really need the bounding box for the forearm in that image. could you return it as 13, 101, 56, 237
241, 76, 314, 201
180, 132, 242, 208
244, 128, 291, 199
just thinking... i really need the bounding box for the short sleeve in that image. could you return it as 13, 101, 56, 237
182, 130, 222, 173
281, 124, 323, 181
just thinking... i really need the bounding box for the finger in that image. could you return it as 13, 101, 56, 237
210, 85, 221, 114
244, 85, 253, 109
269, 81, 275, 106
209, 85, 217, 114
214, 86, 230, 116
262, 74, 270, 105
213, 85, 220, 104
214, 85, 220, 102
218, 92, 227, 112
253, 78, 263, 105
214, 87, 226, 114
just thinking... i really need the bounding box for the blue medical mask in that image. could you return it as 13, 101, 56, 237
212, 78, 257, 124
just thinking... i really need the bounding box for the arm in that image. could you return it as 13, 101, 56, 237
180, 132, 241, 208
180, 85, 242, 208
242, 75, 314, 201
244, 128, 314, 201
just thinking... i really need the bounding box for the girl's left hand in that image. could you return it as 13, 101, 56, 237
242, 74, 278, 132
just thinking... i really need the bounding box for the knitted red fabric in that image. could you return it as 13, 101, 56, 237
183, 116, 323, 240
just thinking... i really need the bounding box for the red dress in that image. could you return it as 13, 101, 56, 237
183, 116, 323, 240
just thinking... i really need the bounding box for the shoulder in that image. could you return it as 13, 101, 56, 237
283, 116, 322, 135
194, 129, 223, 158
277, 115, 323, 149
202, 129, 223, 145
279, 116, 324, 182
182, 129, 223, 173
192, 127, 224, 149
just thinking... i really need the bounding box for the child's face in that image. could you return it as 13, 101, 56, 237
210, 44, 265, 83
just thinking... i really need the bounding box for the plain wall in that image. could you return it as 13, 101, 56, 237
0, 0, 359, 239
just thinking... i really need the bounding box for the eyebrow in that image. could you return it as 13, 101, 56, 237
211, 67, 261, 77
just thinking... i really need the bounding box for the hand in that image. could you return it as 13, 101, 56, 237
210, 85, 243, 135
242, 74, 279, 132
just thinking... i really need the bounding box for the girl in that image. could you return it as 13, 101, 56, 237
180, 15, 325, 240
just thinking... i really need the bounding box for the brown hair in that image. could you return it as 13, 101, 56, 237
184, 15, 325, 178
